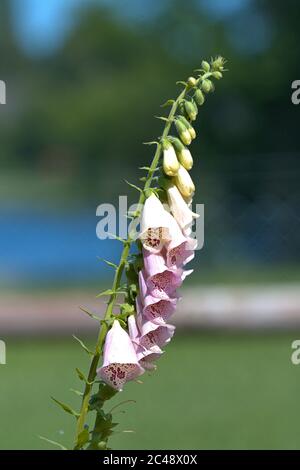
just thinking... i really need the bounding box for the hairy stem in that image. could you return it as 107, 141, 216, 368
74, 81, 191, 449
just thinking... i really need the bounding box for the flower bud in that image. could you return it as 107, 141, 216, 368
175, 119, 192, 145
169, 136, 185, 153
171, 137, 193, 170
201, 60, 210, 72
178, 116, 196, 140
187, 76, 197, 87
212, 71, 223, 80
178, 148, 193, 170
201, 79, 212, 93
194, 88, 205, 106
162, 139, 180, 176
174, 165, 195, 198
212, 56, 225, 71
184, 100, 198, 121
188, 126, 196, 140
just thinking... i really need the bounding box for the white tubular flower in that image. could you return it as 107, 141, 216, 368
162, 140, 180, 176
166, 183, 199, 232
139, 193, 171, 253
173, 165, 195, 198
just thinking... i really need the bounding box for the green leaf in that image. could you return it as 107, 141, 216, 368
96, 288, 115, 298
142, 141, 158, 146
76, 428, 90, 449
38, 435, 67, 450
70, 388, 83, 397
124, 180, 143, 193
75, 368, 93, 385
97, 257, 118, 269
106, 233, 127, 244
154, 115, 169, 122
51, 397, 79, 418
176, 80, 187, 86
72, 335, 93, 356
79, 306, 102, 323
160, 99, 175, 107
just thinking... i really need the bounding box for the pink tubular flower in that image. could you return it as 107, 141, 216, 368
137, 316, 175, 351
164, 211, 198, 268
142, 249, 182, 299
137, 270, 177, 322
139, 193, 171, 253
128, 315, 163, 371
97, 320, 144, 391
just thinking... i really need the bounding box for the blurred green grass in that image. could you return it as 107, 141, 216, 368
1, 332, 300, 450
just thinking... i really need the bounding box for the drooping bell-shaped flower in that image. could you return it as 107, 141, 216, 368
163, 209, 197, 268
139, 193, 171, 253
137, 270, 178, 322
173, 165, 195, 198
137, 315, 175, 351
97, 320, 144, 391
128, 314, 163, 371
166, 183, 199, 233
142, 249, 182, 299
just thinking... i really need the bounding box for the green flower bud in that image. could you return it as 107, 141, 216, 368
177, 116, 196, 140
162, 139, 180, 177
212, 56, 225, 71
184, 100, 198, 121
201, 79, 212, 93
169, 136, 185, 153
174, 165, 195, 198
187, 76, 197, 87
212, 71, 223, 80
194, 88, 205, 106
202, 60, 210, 72
175, 119, 192, 145
177, 148, 193, 170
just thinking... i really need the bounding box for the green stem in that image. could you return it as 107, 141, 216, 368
73, 82, 190, 449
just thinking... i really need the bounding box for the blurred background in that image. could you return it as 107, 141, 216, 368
1, 0, 300, 450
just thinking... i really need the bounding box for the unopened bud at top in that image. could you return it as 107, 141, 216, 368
211, 56, 226, 72
173, 165, 195, 198
162, 139, 180, 177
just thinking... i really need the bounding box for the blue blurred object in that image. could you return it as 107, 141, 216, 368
0, 208, 121, 286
